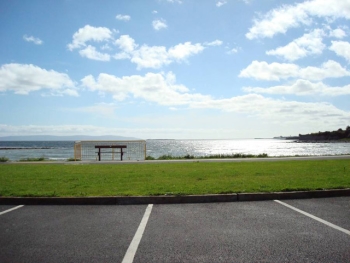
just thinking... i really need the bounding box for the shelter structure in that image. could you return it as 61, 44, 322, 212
74, 140, 146, 161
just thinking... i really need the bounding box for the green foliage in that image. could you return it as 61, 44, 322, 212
300, 125, 350, 140
67, 158, 81, 161
200, 153, 269, 159
146, 153, 269, 160
157, 154, 175, 160
18, 157, 46, 162
0, 156, 9, 162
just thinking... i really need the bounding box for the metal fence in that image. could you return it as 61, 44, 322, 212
74, 140, 146, 161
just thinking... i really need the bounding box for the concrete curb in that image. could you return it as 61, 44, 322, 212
0, 189, 349, 205
116, 194, 238, 205
0, 194, 238, 205
237, 188, 350, 201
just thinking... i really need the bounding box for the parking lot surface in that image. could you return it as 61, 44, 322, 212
1, 197, 349, 263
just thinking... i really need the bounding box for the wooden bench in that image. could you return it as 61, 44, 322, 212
95, 145, 127, 161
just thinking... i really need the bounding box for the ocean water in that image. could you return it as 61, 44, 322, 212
0, 139, 349, 161
0, 141, 75, 161
146, 139, 350, 158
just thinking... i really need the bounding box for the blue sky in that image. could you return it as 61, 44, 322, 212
1, 0, 350, 139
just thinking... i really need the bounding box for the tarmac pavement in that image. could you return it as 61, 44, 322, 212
1, 197, 349, 263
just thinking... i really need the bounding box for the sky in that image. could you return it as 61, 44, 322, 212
0, 0, 350, 139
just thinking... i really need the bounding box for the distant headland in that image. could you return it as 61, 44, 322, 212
275, 126, 350, 141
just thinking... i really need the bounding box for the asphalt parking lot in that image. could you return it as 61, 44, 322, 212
1, 197, 349, 263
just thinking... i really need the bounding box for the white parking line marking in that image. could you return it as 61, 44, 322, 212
122, 204, 153, 263
274, 200, 350, 236
0, 205, 24, 215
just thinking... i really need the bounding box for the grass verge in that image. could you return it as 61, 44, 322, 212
0, 159, 349, 197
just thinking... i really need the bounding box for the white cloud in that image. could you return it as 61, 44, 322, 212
23, 35, 43, 45
299, 60, 350, 80
191, 94, 350, 124
152, 19, 168, 30
79, 45, 111, 61
80, 71, 350, 128
114, 35, 206, 69
243, 79, 350, 97
266, 29, 325, 61
0, 124, 233, 139
246, 3, 309, 39
227, 48, 238, 54
246, 0, 350, 39
131, 45, 171, 69
216, 0, 227, 7
67, 25, 212, 68
239, 60, 350, 81
116, 14, 131, 21
81, 72, 210, 105
59, 89, 79, 97
115, 34, 138, 53
0, 63, 77, 96
329, 28, 347, 39
239, 61, 299, 81
67, 25, 113, 51
329, 40, 350, 62
168, 42, 205, 61
114, 52, 131, 60
0, 124, 135, 137
204, 40, 223, 46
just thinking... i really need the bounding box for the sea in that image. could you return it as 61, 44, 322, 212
0, 139, 349, 161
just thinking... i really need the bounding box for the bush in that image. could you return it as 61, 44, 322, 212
67, 158, 81, 161
184, 154, 195, 159
144, 153, 269, 161
19, 157, 46, 162
157, 154, 175, 160
0, 156, 9, 162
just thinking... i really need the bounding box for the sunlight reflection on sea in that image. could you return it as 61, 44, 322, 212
0, 139, 349, 161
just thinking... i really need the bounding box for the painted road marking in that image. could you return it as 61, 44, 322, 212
122, 204, 153, 263
274, 200, 350, 236
0, 205, 24, 216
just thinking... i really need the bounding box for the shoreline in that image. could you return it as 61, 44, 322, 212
1, 153, 350, 163
1, 139, 350, 162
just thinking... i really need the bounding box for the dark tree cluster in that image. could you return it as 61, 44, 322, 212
299, 126, 350, 141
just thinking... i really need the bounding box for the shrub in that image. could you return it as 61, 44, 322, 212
184, 154, 195, 159
157, 154, 175, 160
0, 156, 9, 162
67, 158, 81, 161
19, 157, 46, 162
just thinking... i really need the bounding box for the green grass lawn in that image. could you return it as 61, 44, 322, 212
0, 159, 349, 197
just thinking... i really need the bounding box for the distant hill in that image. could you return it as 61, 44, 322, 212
0, 135, 141, 141
299, 126, 350, 141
